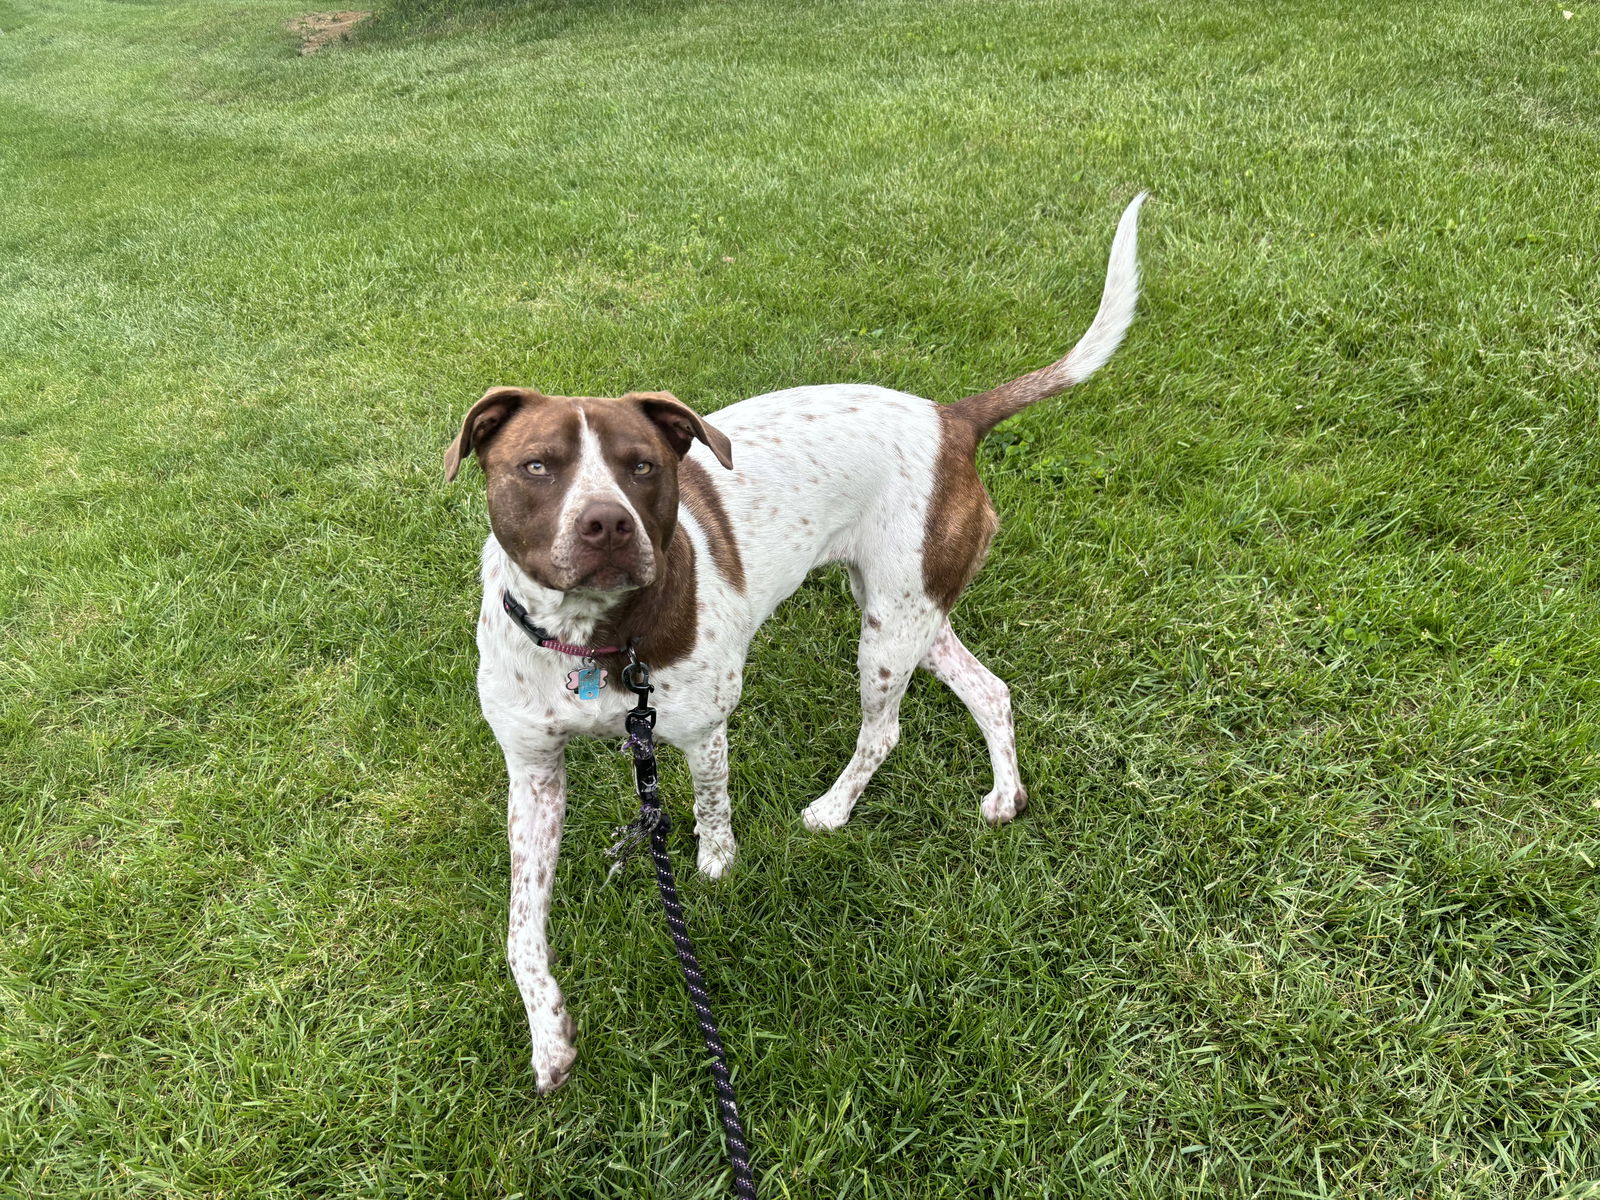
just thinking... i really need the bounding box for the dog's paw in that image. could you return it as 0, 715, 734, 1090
697, 837, 737, 880
801, 794, 853, 832
981, 787, 1028, 826
530, 1009, 578, 1095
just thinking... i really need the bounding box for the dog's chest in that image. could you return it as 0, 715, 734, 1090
476, 606, 742, 748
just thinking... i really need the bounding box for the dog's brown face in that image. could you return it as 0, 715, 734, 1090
445, 388, 732, 593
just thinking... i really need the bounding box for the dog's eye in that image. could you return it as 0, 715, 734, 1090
524, 460, 548, 477
632, 461, 654, 476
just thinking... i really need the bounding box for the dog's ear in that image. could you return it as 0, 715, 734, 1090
444, 387, 538, 481
625, 391, 733, 470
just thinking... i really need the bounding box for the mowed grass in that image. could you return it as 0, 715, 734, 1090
3, 0, 1600, 1195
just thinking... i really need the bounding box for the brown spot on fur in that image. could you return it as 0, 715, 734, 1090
865, 614, 882, 630
621, 391, 733, 469
950, 316, 1113, 434
592, 527, 699, 669
678, 457, 746, 593
444, 386, 532, 482
921, 407, 998, 610
448, 391, 600, 587
878, 667, 892, 679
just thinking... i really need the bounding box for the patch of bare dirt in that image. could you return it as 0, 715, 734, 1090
289, 10, 371, 55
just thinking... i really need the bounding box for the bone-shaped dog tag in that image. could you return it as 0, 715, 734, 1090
566, 666, 606, 700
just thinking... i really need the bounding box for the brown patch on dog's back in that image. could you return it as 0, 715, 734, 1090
678, 458, 746, 593
921, 407, 998, 611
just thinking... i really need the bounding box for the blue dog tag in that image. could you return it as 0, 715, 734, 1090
566, 666, 606, 700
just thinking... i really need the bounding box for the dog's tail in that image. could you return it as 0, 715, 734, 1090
950, 192, 1146, 437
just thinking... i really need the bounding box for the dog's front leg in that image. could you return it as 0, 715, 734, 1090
680, 723, 737, 879
505, 746, 578, 1093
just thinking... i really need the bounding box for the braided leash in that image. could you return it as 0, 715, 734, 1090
611, 657, 757, 1200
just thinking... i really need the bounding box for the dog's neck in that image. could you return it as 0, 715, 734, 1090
490, 532, 698, 665
493, 549, 623, 646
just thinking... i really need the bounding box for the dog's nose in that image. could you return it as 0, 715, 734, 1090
577, 502, 635, 550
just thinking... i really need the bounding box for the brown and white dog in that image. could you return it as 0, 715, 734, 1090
445, 194, 1145, 1091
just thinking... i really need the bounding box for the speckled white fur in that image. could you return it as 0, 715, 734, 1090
472, 196, 1144, 1091
478, 387, 998, 1091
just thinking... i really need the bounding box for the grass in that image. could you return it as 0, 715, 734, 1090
3, 0, 1600, 1195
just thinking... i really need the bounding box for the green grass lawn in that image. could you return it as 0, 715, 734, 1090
4, 0, 1600, 1195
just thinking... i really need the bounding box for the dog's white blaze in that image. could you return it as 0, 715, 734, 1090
547, 410, 650, 580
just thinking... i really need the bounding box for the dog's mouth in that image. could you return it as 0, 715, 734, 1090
570, 539, 657, 592
508, 542, 657, 596
537, 553, 655, 594
575, 564, 642, 592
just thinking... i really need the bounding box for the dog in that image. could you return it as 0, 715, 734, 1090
444, 194, 1145, 1092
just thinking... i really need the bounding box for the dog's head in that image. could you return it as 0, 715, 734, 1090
444, 388, 733, 593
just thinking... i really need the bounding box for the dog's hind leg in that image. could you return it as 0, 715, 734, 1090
802, 579, 945, 832
920, 619, 1027, 824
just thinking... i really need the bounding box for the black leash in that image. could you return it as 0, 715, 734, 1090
609, 655, 757, 1200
